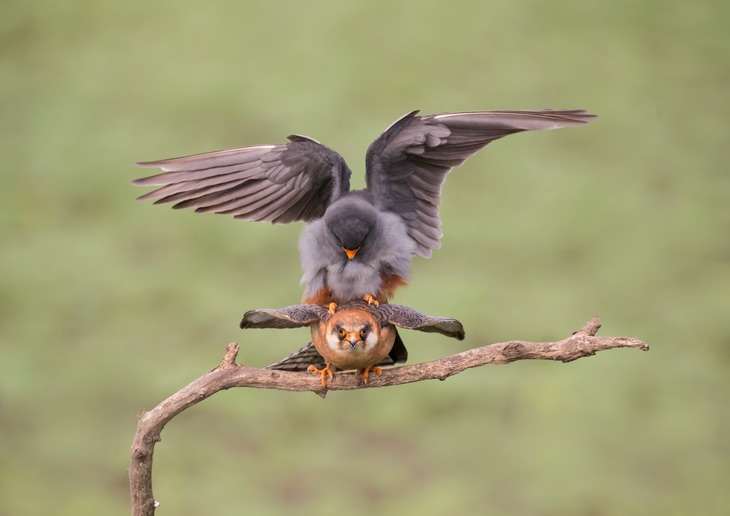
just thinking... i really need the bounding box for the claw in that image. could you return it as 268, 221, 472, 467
363, 295, 379, 307
308, 363, 334, 386
327, 302, 337, 314
356, 365, 382, 385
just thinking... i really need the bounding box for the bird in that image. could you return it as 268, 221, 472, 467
241, 301, 465, 386
135, 109, 596, 309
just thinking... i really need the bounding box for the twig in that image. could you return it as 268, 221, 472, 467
129, 316, 648, 515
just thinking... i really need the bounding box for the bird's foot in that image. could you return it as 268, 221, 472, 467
327, 302, 337, 314
363, 295, 379, 307
307, 363, 334, 386
356, 366, 382, 385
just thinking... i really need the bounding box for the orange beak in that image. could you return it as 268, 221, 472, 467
345, 332, 362, 347
342, 246, 360, 260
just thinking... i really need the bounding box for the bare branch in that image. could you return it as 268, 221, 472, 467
129, 316, 648, 515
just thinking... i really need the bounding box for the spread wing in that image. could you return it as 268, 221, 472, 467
134, 135, 351, 224
365, 109, 597, 256
377, 304, 465, 340
240, 304, 330, 329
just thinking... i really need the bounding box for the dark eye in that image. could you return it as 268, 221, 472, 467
338, 328, 346, 338
359, 329, 367, 339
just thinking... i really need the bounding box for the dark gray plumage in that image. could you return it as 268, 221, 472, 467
135, 109, 596, 304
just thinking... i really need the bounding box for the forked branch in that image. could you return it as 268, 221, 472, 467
129, 315, 648, 515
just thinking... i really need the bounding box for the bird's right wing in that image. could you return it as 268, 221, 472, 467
134, 135, 351, 224
240, 304, 330, 329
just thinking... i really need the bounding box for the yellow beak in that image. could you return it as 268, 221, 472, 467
342, 247, 360, 260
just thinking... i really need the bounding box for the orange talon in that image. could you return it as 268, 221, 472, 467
357, 365, 382, 385
363, 295, 379, 307
327, 302, 338, 314
308, 363, 334, 386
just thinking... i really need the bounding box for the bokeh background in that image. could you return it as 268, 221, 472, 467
2, 1, 728, 514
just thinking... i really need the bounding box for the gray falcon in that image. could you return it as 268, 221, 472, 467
135, 109, 596, 307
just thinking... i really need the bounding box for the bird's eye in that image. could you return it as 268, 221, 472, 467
359, 329, 367, 339
338, 328, 346, 338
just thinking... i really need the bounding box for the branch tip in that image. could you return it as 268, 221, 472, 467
574, 315, 602, 336
221, 343, 240, 368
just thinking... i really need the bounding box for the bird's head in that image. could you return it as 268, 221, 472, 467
325, 200, 377, 261
325, 309, 379, 353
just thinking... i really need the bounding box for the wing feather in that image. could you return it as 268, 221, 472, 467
240, 304, 330, 329
189, 181, 281, 213
366, 109, 596, 256
134, 138, 351, 224
377, 304, 465, 340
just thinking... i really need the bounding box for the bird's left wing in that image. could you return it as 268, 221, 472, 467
240, 304, 330, 329
365, 110, 596, 256
134, 135, 351, 223
377, 304, 465, 340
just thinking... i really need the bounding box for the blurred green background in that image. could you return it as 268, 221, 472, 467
2, 1, 728, 514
